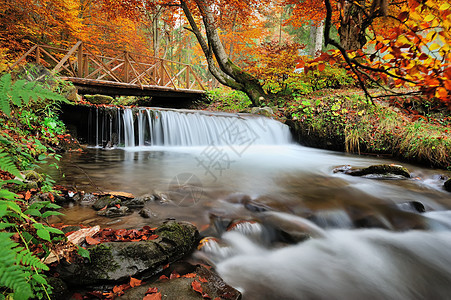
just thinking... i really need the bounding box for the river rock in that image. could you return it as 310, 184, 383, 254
97, 206, 130, 218
79, 193, 98, 206
251, 106, 273, 117
139, 208, 154, 218
333, 164, 411, 179
118, 265, 241, 300
55, 221, 199, 286
92, 196, 121, 210
122, 197, 147, 209
445, 179, 451, 192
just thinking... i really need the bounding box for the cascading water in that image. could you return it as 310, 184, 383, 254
55, 105, 451, 299
84, 107, 291, 147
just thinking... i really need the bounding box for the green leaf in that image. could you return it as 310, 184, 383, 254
0, 223, 15, 229
36, 228, 51, 241
24, 209, 42, 217
41, 211, 64, 219
43, 226, 64, 235
77, 246, 90, 261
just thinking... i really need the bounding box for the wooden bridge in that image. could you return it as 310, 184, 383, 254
11, 41, 206, 99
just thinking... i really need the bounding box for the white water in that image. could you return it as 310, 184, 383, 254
60, 106, 451, 299
89, 107, 292, 147
214, 227, 451, 300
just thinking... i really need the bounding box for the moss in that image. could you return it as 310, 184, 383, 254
88, 244, 119, 279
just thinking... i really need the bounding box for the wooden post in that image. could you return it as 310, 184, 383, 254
124, 52, 130, 83
83, 54, 89, 78
36, 46, 41, 64
186, 65, 190, 89
160, 60, 165, 86
77, 42, 83, 77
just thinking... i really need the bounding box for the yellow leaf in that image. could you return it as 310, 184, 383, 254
439, 3, 450, 10
383, 54, 395, 60
429, 43, 441, 51
424, 14, 435, 22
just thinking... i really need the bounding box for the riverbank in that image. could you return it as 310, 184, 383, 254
196, 87, 451, 170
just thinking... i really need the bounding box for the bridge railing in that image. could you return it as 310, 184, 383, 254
10, 41, 205, 91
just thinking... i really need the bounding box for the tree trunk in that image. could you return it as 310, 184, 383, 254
180, 0, 267, 106
338, 1, 367, 50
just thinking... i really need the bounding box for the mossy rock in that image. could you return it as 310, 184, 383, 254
55, 221, 199, 286
22, 170, 44, 183
92, 196, 121, 210
84, 94, 114, 104
334, 164, 411, 179
251, 106, 273, 117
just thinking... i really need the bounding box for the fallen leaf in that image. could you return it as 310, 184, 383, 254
145, 287, 159, 295
86, 236, 100, 245
130, 277, 142, 287
183, 273, 196, 278
159, 275, 169, 282
143, 292, 162, 300
191, 280, 203, 294
199, 277, 208, 283
71, 293, 83, 300
25, 190, 32, 201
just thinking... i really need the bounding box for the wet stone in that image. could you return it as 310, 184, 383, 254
97, 206, 130, 218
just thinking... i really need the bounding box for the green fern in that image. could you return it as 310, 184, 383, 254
0, 73, 69, 118
0, 233, 34, 300
0, 149, 21, 178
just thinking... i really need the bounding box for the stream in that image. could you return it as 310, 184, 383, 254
50, 106, 451, 299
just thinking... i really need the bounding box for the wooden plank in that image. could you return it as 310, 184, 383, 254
87, 53, 124, 79
97, 62, 124, 81
9, 45, 38, 70
84, 47, 122, 82
188, 66, 205, 90
77, 42, 83, 77
40, 48, 73, 74
162, 63, 177, 89
130, 64, 158, 85
53, 40, 82, 73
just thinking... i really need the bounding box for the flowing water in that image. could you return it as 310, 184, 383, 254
51, 107, 451, 299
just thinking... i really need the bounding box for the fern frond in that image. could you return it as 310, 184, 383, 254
0, 73, 12, 116
15, 247, 49, 271
0, 232, 33, 300
0, 150, 21, 178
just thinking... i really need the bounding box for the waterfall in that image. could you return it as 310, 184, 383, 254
85, 107, 292, 147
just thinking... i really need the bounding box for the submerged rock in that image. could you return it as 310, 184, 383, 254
445, 179, 451, 192
334, 164, 411, 179
55, 221, 198, 286
97, 206, 130, 218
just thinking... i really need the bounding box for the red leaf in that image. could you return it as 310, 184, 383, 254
318, 63, 326, 72
86, 236, 100, 245
163, 263, 169, 270
145, 287, 159, 295
143, 293, 162, 300
130, 277, 142, 287
159, 275, 169, 282
191, 280, 203, 294
25, 190, 32, 201
48, 193, 55, 202
183, 273, 196, 278
148, 235, 158, 240
199, 277, 208, 283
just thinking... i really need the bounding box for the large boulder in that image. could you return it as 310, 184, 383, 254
55, 221, 199, 286
333, 164, 411, 179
